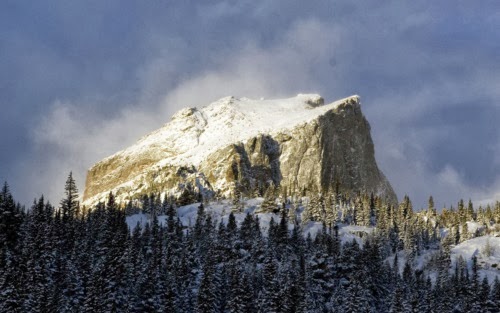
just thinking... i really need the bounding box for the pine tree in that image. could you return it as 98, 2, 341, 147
276, 208, 289, 249
0, 253, 22, 312
466, 199, 475, 221
495, 201, 500, 224
259, 251, 281, 313
21, 197, 57, 312
60, 172, 79, 222
398, 195, 413, 224
342, 280, 371, 313
197, 255, 219, 313
457, 199, 466, 224
0, 182, 23, 259
239, 213, 256, 252
479, 276, 492, 310
389, 282, 404, 313
194, 203, 206, 242
491, 276, 500, 311
232, 186, 243, 213
259, 186, 277, 213
428, 195, 436, 217
466, 255, 482, 312
228, 266, 253, 313
358, 193, 372, 227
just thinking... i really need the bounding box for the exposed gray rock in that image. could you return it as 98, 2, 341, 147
82, 94, 397, 206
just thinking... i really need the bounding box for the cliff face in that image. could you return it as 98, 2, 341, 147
82, 94, 396, 206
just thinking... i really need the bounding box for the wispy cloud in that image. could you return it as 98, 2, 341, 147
25, 18, 342, 204
3, 1, 499, 210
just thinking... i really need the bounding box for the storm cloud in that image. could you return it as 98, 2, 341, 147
1, 1, 499, 209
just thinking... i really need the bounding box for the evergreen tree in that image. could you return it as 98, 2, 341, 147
259, 186, 278, 213
60, 172, 79, 222
491, 276, 500, 311
0, 254, 22, 312
0, 182, 23, 260
389, 282, 404, 313
343, 280, 370, 313
232, 186, 244, 213
197, 255, 219, 313
228, 266, 253, 313
428, 195, 436, 217
495, 201, 500, 224
466, 199, 475, 221
258, 251, 281, 313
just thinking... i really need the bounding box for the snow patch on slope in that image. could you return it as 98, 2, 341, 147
125, 198, 369, 246
451, 235, 500, 282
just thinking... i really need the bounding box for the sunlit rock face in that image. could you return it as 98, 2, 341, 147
83, 94, 396, 206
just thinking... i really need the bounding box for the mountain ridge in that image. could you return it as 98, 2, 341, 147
83, 94, 396, 206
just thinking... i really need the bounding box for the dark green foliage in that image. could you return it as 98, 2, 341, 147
2, 178, 500, 312
60, 172, 79, 222
0, 182, 23, 257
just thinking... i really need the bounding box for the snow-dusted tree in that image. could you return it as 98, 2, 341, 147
428, 195, 436, 217
398, 195, 413, 223
466, 199, 475, 221
482, 239, 497, 260
197, 254, 220, 313
491, 276, 500, 311
231, 185, 244, 213
388, 283, 404, 313
60, 172, 79, 222
259, 186, 277, 213
258, 251, 281, 313
342, 280, 371, 313
0, 182, 23, 257
227, 266, 253, 313
494, 201, 500, 225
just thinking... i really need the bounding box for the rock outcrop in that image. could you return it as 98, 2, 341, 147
83, 94, 396, 206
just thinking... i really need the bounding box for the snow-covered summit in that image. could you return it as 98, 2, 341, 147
112, 94, 360, 167
83, 93, 394, 207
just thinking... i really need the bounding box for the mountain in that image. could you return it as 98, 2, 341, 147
82, 94, 396, 206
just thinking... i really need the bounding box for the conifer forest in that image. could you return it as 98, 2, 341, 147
1, 173, 500, 312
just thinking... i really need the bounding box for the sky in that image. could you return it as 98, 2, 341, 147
1, 1, 499, 209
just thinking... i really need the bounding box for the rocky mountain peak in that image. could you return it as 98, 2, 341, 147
83, 94, 395, 206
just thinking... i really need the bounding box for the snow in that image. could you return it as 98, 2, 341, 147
84, 94, 360, 206
301, 223, 373, 246
381, 235, 500, 282
106, 94, 359, 168
126, 197, 500, 284
126, 197, 370, 246
125, 213, 150, 230
465, 221, 483, 234
451, 235, 500, 282
126, 199, 290, 235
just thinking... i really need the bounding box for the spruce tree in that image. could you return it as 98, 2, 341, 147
259, 251, 281, 313
60, 172, 79, 222
259, 186, 277, 213
428, 195, 436, 217
491, 276, 500, 311
466, 199, 475, 221
197, 255, 218, 313
0, 182, 23, 257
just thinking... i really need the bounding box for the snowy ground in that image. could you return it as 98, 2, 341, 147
125, 199, 500, 283
451, 235, 500, 282
125, 198, 371, 244
387, 235, 500, 283
126, 198, 282, 233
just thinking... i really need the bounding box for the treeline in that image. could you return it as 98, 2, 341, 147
1, 175, 500, 312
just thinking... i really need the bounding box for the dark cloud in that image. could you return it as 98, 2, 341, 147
1, 1, 499, 209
